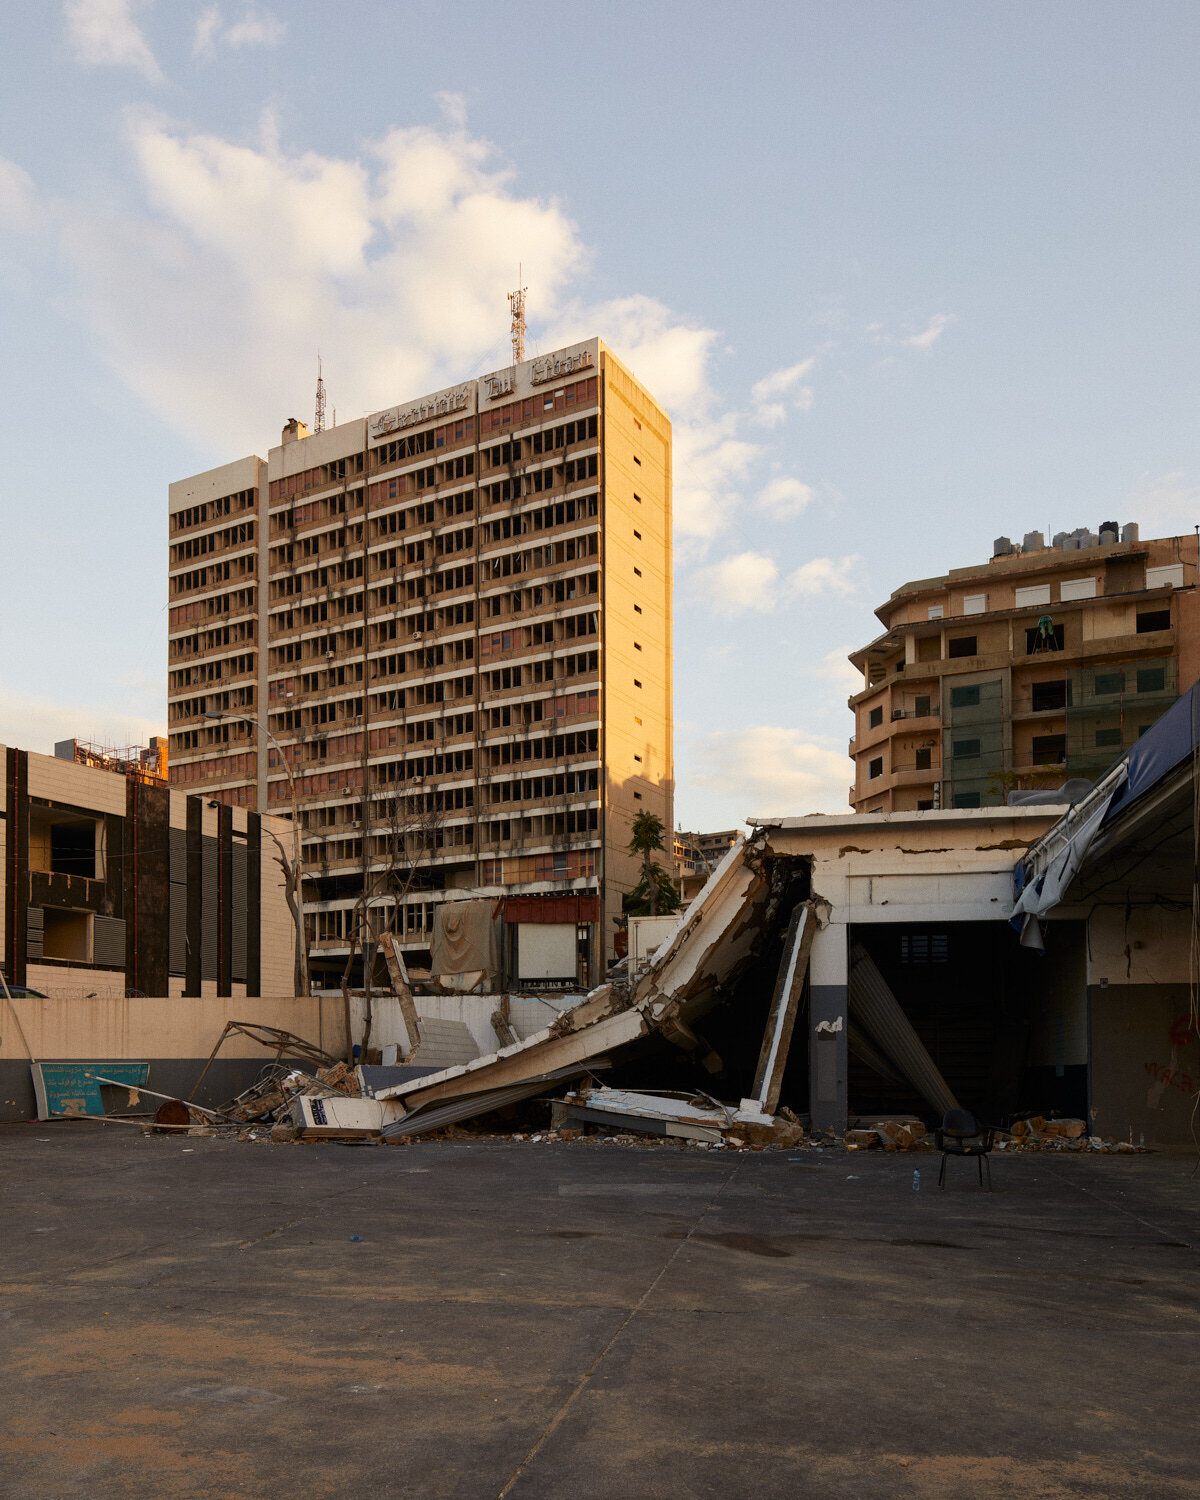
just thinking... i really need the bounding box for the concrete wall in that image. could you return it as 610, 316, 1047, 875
0, 992, 347, 1119
601, 346, 673, 963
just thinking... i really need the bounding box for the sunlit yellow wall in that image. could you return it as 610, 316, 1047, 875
599, 347, 673, 959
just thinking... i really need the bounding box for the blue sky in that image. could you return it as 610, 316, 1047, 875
1, 1, 1197, 829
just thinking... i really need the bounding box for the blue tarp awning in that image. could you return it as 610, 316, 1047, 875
1101, 679, 1200, 825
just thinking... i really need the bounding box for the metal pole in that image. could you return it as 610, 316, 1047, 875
204, 711, 309, 996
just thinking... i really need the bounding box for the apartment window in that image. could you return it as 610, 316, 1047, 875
633, 679, 642, 688
633, 455, 641, 466
633, 791, 642, 800
952, 738, 981, 759
634, 604, 642, 613
868, 756, 884, 779
947, 636, 977, 658
915, 747, 932, 771
1025, 623, 1064, 653
1137, 609, 1171, 634
1146, 564, 1184, 590
633, 567, 642, 577
927, 605, 944, 620
1032, 733, 1067, 764
868, 706, 883, 729
950, 685, 980, 709
1094, 671, 1123, 696
962, 593, 987, 615
1095, 727, 1121, 748
1137, 666, 1166, 693
1015, 584, 1052, 608
953, 792, 981, 808
634, 642, 642, 651
1031, 680, 1068, 712
633, 492, 642, 504
916, 799, 934, 810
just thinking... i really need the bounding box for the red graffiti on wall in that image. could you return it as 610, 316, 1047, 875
1167, 1013, 1198, 1048
1144, 1060, 1198, 1096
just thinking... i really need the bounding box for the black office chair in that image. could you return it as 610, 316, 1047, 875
934, 1109, 994, 1190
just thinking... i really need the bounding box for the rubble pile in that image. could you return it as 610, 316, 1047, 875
845, 1121, 932, 1151
995, 1117, 1144, 1153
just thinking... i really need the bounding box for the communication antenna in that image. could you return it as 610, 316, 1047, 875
508, 269, 527, 366
314, 355, 327, 433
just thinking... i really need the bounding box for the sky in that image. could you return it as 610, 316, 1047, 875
1, 1, 1197, 831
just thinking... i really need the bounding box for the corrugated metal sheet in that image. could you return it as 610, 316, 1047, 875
169, 827, 187, 885
93, 915, 126, 968
201, 840, 217, 982
231, 844, 247, 983
169, 889, 186, 977
849, 944, 959, 1116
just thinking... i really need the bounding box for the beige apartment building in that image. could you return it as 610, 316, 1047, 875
167, 340, 672, 986
848, 523, 1200, 813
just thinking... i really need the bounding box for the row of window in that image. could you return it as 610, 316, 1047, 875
171, 488, 255, 534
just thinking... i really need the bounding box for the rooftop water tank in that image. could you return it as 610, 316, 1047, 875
1122, 522, 1139, 543
1022, 531, 1045, 552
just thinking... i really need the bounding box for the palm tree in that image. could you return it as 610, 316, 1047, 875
628, 811, 667, 917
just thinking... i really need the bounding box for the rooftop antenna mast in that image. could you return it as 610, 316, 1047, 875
314, 355, 327, 433
508, 269, 527, 366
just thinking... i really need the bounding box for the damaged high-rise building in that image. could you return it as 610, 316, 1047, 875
166, 341, 672, 987
848, 523, 1200, 812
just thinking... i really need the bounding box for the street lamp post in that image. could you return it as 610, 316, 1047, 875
203, 711, 309, 997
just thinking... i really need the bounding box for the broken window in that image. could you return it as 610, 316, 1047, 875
947, 636, 977, 658
1031, 680, 1069, 712
868, 756, 883, 779
1031, 733, 1067, 763
1136, 609, 1171, 634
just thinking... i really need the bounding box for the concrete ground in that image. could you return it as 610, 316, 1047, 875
1, 1124, 1198, 1500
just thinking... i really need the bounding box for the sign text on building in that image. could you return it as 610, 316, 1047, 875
530, 348, 595, 386
369, 384, 472, 441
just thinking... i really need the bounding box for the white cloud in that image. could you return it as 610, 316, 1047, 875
905, 312, 954, 350
692, 725, 852, 820
751, 357, 814, 426
788, 554, 859, 599
1125, 471, 1200, 537
46, 116, 584, 456
225, 10, 285, 48
64, 0, 161, 81
690, 551, 780, 615
756, 475, 814, 519
814, 647, 862, 699
0, 686, 164, 759
0, 158, 37, 231
435, 91, 469, 127
194, 6, 285, 58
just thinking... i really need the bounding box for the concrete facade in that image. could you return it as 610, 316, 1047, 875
2, 743, 294, 1003
167, 340, 672, 986
848, 525, 1200, 812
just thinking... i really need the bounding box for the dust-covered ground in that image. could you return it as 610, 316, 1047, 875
1, 1122, 1198, 1499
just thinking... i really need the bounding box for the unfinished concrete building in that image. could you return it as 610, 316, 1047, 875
2, 743, 294, 1000
167, 340, 672, 987
849, 523, 1200, 812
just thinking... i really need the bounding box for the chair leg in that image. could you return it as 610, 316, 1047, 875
938, 1153, 947, 1189
983, 1154, 992, 1192
977, 1153, 983, 1187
